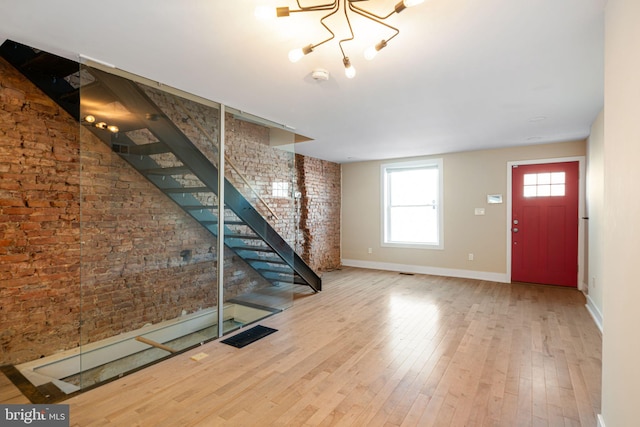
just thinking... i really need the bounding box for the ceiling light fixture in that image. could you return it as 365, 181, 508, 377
256, 0, 425, 78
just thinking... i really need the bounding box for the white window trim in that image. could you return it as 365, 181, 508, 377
380, 158, 444, 250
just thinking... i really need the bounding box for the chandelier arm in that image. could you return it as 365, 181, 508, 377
347, 0, 396, 20
295, 0, 337, 11
338, 0, 355, 59
348, 1, 400, 42
311, 1, 340, 49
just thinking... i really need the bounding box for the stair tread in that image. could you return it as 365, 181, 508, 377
225, 234, 262, 240
128, 142, 171, 156
182, 205, 220, 210
200, 220, 246, 226
257, 269, 295, 276
162, 187, 211, 194
142, 166, 191, 175
231, 245, 275, 253
242, 257, 287, 265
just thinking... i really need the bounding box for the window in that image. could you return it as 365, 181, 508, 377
382, 159, 443, 249
272, 181, 289, 198
523, 172, 565, 197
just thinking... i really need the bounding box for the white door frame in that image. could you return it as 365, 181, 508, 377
506, 156, 586, 289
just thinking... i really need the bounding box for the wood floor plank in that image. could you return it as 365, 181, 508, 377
8, 267, 599, 426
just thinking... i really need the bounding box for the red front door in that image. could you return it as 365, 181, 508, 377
511, 161, 579, 287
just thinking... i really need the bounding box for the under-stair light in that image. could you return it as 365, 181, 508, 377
257, 0, 424, 78
85, 116, 119, 133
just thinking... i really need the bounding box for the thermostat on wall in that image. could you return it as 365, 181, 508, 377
487, 194, 503, 204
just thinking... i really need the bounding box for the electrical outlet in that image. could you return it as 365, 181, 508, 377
468, 253, 474, 261
367, 248, 373, 254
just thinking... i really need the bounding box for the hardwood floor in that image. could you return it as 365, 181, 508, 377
53, 268, 603, 425
0, 369, 30, 404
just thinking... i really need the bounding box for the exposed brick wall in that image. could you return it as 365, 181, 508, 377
0, 57, 81, 364
0, 58, 266, 365
142, 84, 298, 245
0, 55, 341, 366
78, 126, 266, 344
142, 84, 341, 270
296, 155, 341, 271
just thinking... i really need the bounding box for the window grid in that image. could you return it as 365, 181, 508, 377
523, 172, 566, 197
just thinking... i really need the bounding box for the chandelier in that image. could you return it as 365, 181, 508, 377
255, 0, 425, 79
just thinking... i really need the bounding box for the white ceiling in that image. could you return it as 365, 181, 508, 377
0, 0, 604, 163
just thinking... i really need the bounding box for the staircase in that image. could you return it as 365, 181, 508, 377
1, 40, 321, 292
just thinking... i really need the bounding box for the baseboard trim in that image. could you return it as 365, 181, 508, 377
585, 294, 604, 333
341, 259, 509, 283
597, 413, 606, 427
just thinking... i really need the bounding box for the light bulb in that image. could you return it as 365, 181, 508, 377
95, 122, 107, 130
83, 114, 96, 123
345, 66, 356, 79
343, 57, 356, 79
364, 46, 378, 61
395, 0, 424, 13
255, 6, 290, 19
289, 48, 304, 63
364, 40, 387, 61
288, 44, 313, 63
254, 6, 276, 20
107, 125, 119, 133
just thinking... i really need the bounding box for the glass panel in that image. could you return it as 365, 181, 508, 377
75, 63, 225, 391
7, 50, 83, 400
524, 185, 537, 198
551, 184, 566, 196
223, 110, 296, 314
389, 167, 438, 206
551, 172, 565, 184
537, 184, 551, 197
6, 43, 301, 400
523, 173, 537, 185
8, 50, 301, 400
537, 172, 551, 185
523, 172, 566, 198
389, 206, 439, 244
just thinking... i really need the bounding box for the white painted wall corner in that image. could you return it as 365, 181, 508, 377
586, 294, 603, 333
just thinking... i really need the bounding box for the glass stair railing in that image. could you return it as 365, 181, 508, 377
1, 39, 321, 293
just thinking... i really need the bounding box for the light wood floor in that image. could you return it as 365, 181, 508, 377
0, 370, 30, 404
18, 268, 605, 426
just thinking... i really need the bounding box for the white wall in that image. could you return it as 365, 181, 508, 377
601, 0, 640, 425
341, 140, 586, 281
586, 110, 604, 330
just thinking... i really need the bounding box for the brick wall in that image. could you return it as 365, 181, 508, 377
0, 59, 265, 364
0, 56, 341, 366
296, 155, 341, 272
78, 126, 266, 344
143, 84, 341, 271
0, 57, 81, 364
